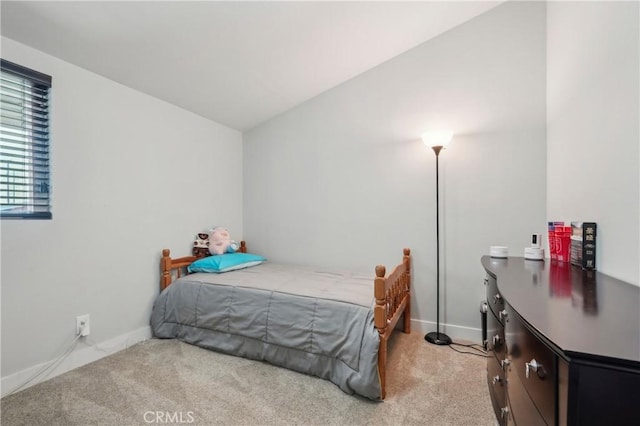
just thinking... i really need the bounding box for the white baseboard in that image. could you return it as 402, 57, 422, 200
1, 326, 151, 397
409, 319, 483, 344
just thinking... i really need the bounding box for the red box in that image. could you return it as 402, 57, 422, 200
548, 221, 564, 260
557, 226, 572, 262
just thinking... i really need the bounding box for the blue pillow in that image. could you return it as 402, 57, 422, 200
187, 252, 266, 274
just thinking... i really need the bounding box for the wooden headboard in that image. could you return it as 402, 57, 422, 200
160, 240, 247, 290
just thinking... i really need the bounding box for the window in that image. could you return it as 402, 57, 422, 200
0, 59, 52, 219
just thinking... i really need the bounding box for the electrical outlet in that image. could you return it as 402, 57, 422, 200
76, 314, 90, 337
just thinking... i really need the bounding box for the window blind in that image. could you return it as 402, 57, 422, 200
0, 59, 52, 219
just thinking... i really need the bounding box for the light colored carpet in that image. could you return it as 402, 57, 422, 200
1, 332, 495, 426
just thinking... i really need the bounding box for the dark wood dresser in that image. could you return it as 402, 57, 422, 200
482, 256, 640, 425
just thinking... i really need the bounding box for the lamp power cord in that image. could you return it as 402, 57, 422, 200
448, 341, 490, 358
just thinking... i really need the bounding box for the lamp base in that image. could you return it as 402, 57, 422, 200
425, 331, 452, 346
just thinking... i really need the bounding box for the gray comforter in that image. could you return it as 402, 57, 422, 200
150, 263, 381, 400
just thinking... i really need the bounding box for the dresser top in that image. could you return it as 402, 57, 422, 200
482, 256, 640, 364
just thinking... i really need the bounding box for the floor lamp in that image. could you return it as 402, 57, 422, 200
423, 130, 453, 346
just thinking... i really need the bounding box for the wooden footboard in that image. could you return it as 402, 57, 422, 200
159, 242, 411, 400
375, 248, 412, 400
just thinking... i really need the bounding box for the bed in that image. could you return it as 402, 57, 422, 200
150, 241, 411, 400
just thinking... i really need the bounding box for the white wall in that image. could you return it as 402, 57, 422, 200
0, 37, 243, 390
547, 2, 639, 286
244, 2, 547, 341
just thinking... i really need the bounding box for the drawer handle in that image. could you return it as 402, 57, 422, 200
501, 358, 511, 370
500, 406, 510, 419
493, 293, 502, 304
499, 309, 508, 322
526, 358, 546, 379
492, 375, 502, 385
492, 334, 501, 346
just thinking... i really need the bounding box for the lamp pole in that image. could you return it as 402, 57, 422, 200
425, 144, 452, 346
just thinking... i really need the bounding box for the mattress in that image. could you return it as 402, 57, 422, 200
150, 262, 382, 400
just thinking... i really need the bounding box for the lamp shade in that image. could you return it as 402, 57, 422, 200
422, 130, 453, 148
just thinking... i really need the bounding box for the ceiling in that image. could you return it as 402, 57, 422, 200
1, 1, 501, 131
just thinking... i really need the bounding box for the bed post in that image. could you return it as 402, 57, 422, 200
403, 248, 411, 333
161, 249, 172, 290
374, 265, 388, 400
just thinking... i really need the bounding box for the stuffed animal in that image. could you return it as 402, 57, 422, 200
208, 227, 238, 255
192, 232, 211, 259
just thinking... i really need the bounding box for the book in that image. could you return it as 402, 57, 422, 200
570, 222, 597, 270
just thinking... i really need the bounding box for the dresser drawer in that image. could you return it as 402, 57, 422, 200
506, 306, 556, 426
486, 274, 506, 319
508, 370, 547, 426
488, 356, 508, 426
487, 309, 506, 361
